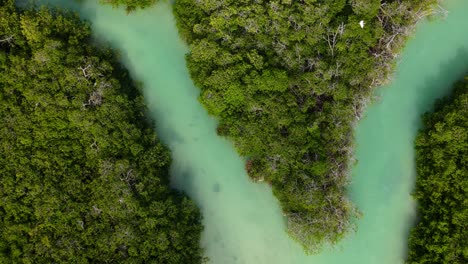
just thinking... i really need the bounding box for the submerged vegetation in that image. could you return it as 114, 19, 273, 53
172, 0, 436, 252
407, 78, 468, 264
0, 1, 203, 262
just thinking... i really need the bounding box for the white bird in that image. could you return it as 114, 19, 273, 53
359, 20, 365, 28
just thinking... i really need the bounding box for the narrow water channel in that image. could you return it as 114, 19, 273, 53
36, 1, 468, 263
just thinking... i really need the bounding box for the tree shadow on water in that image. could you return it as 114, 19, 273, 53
401, 46, 468, 261
410, 47, 468, 133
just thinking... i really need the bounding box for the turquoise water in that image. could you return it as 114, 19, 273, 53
36, 1, 468, 263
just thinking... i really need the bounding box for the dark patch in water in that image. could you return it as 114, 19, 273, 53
212, 183, 220, 193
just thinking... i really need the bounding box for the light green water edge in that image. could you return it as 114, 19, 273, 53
35, 1, 468, 263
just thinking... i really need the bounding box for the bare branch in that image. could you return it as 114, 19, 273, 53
0, 35, 14, 45
78, 64, 92, 79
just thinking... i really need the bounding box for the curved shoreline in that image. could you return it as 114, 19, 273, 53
31, 0, 468, 263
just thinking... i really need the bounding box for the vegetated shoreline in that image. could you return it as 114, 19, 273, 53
101, 0, 445, 254
171, 0, 441, 253
406, 77, 468, 264
0, 1, 204, 263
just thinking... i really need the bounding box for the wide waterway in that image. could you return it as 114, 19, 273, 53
37, 0, 468, 263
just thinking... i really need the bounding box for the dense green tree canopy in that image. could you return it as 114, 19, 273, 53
173, 0, 436, 252
0, 1, 203, 263
407, 78, 468, 264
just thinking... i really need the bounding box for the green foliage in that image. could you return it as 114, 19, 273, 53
100, 0, 157, 12
173, 0, 436, 253
407, 78, 468, 264
0, 1, 203, 263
